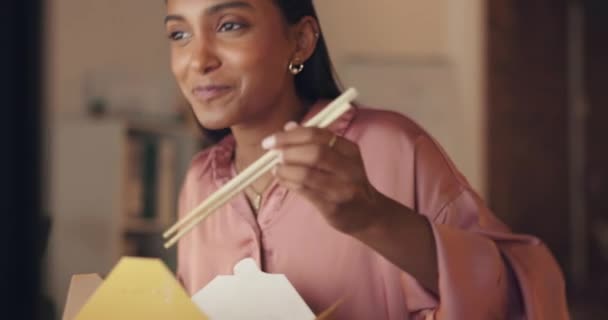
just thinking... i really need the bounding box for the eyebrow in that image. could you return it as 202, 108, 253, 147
164, 1, 254, 24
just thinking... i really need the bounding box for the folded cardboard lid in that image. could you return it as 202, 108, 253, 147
72, 257, 207, 320
63, 274, 103, 320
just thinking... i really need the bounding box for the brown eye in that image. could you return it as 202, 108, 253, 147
217, 22, 246, 32
168, 30, 191, 41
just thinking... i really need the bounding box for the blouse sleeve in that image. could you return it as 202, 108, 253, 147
403, 134, 569, 320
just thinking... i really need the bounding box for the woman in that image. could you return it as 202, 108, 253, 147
166, 0, 569, 318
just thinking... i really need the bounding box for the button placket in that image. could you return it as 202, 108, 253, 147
256, 183, 284, 227
245, 229, 263, 266
259, 230, 275, 272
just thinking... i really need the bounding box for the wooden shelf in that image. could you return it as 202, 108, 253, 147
48, 117, 200, 308
125, 217, 167, 234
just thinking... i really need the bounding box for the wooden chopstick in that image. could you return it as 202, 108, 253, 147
163, 88, 359, 248
162, 151, 279, 238
163, 89, 357, 247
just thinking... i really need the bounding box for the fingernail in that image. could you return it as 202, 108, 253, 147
261, 135, 276, 149
278, 152, 285, 164
284, 121, 298, 131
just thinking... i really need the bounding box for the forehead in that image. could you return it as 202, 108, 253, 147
166, 0, 276, 16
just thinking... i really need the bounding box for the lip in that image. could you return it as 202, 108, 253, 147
191, 85, 233, 102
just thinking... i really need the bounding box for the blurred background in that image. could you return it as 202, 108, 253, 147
3, 0, 607, 319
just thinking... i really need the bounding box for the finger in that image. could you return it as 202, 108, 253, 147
284, 121, 299, 131
263, 125, 358, 157
278, 179, 335, 212
263, 126, 329, 148
274, 164, 353, 203
279, 144, 352, 180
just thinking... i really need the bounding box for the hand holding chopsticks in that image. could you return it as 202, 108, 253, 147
163, 88, 359, 248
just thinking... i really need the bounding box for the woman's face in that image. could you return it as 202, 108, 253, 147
165, 0, 298, 130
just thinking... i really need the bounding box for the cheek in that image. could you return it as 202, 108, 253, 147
234, 44, 290, 115
171, 48, 191, 83
171, 49, 192, 93
222, 36, 290, 86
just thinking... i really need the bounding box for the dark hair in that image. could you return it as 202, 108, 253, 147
196, 0, 343, 143
274, 0, 342, 102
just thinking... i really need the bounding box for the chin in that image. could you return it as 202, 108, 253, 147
191, 104, 236, 131
194, 114, 232, 131
199, 121, 231, 131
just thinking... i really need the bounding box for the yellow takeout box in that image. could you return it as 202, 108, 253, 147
63, 257, 341, 320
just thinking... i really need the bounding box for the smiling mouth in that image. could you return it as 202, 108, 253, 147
191, 85, 233, 102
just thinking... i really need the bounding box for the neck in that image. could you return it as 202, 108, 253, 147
231, 91, 309, 169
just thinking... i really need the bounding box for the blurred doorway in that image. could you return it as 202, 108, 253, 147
487, 0, 608, 316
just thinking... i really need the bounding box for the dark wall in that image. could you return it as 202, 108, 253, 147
487, 0, 570, 268
584, 0, 608, 293
487, 0, 608, 300
0, 0, 43, 319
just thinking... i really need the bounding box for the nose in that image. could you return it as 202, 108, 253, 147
189, 36, 221, 75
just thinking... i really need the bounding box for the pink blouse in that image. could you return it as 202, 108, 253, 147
177, 100, 569, 319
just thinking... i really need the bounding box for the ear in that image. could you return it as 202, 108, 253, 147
289, 16, 320, 65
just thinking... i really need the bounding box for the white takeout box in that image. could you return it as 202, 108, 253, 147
192, 258, 315, 319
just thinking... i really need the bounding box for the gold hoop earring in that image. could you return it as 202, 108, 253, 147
288, 62, 304, 75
